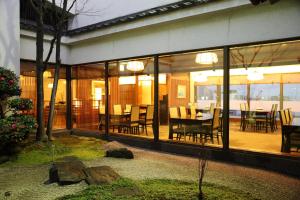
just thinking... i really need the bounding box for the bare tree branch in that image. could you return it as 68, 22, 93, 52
29, 0, 40, 14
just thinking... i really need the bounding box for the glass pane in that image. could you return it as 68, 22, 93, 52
72, 64, 105, 130
20, 61, 67, 130
229, 40, 300, 156
159, 49, 224, 147
108, 58, 154, 139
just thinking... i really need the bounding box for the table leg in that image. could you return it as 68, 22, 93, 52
169, 120, 173, 140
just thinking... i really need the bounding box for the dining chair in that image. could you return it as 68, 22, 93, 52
98, 106, 105, 130
287, 108, 293, 122
279, 109, 300, 152
196, 108, 222, 144
139, 105, 154, 135
240, 103, 245, 130
284, 109, 291, 124
113, 104, 122, 115
169, 107, 186, 140
209, 103, 215, 114
179, 106, 187, 118
190, 105, 196, 116
122, 105, 140, 134
169, 107, 179, 118
124, 104, 132, 113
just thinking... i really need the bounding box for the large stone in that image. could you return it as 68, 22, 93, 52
84, 166, 120, 185
0, 155, 9, 164
49, 156, 86, 185
103, 141, 127, 151
106, 148, 134, 159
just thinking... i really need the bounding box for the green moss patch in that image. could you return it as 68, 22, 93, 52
2, 135, 105, 166
58, 178, 256, 200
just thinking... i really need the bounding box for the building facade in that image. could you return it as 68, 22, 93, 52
1, 0, 300, 175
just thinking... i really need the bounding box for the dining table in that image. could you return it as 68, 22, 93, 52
168, 114, 213, 140
241, 109, 270, 133
281, 118, 300, 153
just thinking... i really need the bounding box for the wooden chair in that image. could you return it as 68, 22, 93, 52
240, 103, 245, 130
122, 106, 140, 134
209, 103, 215, 114
197, 108, 222, 144
179, 106, 187, 118
124, 104, 132, 113
98, 106, 105, 130
190, 105, 196, 116
169, 107, 186, 140
113, 104, 122, 115
139, 105, 154, 135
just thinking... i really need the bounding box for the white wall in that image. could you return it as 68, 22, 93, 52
69, 0, 178, 29
68, 0, 300, 64
20, 30, 70, 64
0, 0, 20, 74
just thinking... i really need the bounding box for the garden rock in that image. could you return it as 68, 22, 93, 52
103, 141, 126, 151
49, 156, 86, 185
0, 155, 9, 164
84, 166, 120, 185
106, 148, 134, 159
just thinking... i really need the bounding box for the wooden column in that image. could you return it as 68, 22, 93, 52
223, 47, 230, 150
154, 55, 159, 142
66, 65, 72, 130
105, 62, 110, 139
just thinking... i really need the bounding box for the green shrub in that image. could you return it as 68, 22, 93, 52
8, 98, 33, 111
0, 66, 21, 100
0, 114, 37, 144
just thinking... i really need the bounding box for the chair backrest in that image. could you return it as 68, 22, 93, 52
279, 110, 288, 126
209, 103, 215, 114
240, 103, 245, 111
124, 104, 132, 113
284, 109, 290, 124
146, 105, 154, 120
212, 108, 221, 129
113, 104, 122, 115
287, 108, 293, 122
130, 106, 140, 122
190, 105, 196, 116
99, 106, 105, 114
179, 106, 187, 118
244, 103, 250, 111
169, 107, 179, 118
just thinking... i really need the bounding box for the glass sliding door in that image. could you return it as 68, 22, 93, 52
108, 58, 154, 139
71, 63, 105, 130
159, 49, 224, 147
229, 40, 300, 155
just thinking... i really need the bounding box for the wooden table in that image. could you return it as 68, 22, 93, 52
241, 110, 270, 133
169, 114, 212, 140
281, 118, 300, 153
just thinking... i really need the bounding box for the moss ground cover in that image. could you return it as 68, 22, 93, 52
2, 134, 105, 166
59, 178, 256, 200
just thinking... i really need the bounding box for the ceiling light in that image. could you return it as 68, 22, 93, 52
126, 61, 144, 72
195, 52, 218, 65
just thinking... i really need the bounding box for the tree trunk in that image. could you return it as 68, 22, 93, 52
0, 102, 4, 119
35, 0, 46, 141
46, 33, 61, 140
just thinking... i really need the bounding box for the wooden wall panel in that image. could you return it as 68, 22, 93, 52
169, 73, 190, 107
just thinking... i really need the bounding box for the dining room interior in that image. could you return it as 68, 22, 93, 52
19, 39, 300, 157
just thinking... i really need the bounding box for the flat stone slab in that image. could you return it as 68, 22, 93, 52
84, 166, 120, 185
49, 156, 86, 185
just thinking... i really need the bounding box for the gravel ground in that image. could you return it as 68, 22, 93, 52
0, 143, 300, 200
